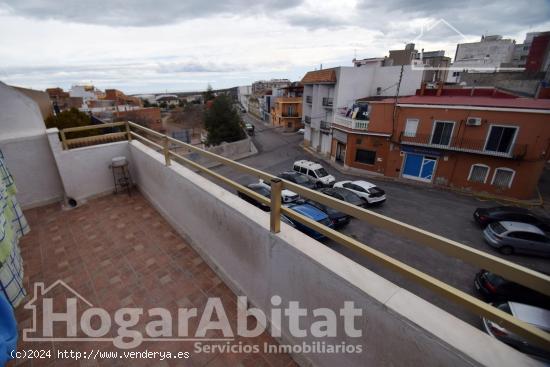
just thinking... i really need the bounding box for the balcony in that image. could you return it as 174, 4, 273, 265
3, 119, 547, 366
320, 120, 331, 133
333, 114, 369, 131
306, 95, 312, 104
400, 132, 528, 159
304, 115, 311, 124
281, 112, 300, 118
322, 97, 333, 108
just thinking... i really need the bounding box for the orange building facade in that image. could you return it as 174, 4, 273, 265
271, 97, 303, 131
115, 107, 162, 132
329, 90, 550, 200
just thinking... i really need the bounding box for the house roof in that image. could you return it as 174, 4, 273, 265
301, 68, 337, 84
382, 95, 550, 110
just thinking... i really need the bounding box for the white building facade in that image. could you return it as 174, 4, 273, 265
302, 61, 423, 155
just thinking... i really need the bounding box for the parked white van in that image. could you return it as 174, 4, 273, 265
292, 160, 335, 187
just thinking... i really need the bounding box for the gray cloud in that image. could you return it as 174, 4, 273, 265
1, 0, 300, 26
357, 0, 550, 37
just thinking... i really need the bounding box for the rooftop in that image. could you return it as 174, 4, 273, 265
15, 192, 296, 367
300, 69, 337, 84
392, 95, 550, 110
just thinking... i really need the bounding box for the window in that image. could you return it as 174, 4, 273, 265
485, 126, 517, 154
431, 121, 454, 145
452, 71, 460, 77
355, 149, 376, 165
307, 169, 316, 178
468, 164, 489, 183
404, 119, 419, 137
492, 168, 515, 189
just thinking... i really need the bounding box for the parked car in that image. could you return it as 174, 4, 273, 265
237, 183, 271, 211
483, 221, 550, 257
284, 203, 334, 240
304, 199, 350, 229
474, 270, 550, 308
297, 128, 305, 134
237, 183, 298, 211
257, 180, 299, 203
482, 302, 550, 362
292, 160, 335, 187
318, 187, 366, 208
474, 206, 550, 231
244, 123, 255, 135
333, 180, 386, 205
278, 171, 317, 190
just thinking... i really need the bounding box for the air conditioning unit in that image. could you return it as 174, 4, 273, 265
466, 117, 482, 126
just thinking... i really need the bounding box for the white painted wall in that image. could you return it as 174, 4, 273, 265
0, 133, 64, 208
129, 140, 541, 367
0, 82, 64, 208
46, 128, 133, 204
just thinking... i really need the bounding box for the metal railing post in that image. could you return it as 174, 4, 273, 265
270, 178, 282, 233
163, 136, 171, 166
126, 121, 132, 141
60, 130, 68, 150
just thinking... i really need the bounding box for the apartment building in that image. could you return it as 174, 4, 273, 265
301, 60, 423, 155
330, 85, 550, 200
271, 83, 304, 131
251, 78, 290, 94
452, 35, 516, 71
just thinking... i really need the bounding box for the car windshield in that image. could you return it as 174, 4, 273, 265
484, 272, 506, 287
368, 187, 383, 195
314, 168, 329, 177
490, 222, 507, 234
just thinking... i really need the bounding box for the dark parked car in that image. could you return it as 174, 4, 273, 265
278, 171, 317, 190
474, 270, 550, 308
474, 206, 550, 231
304, 200, 350, 229
318, 187, 366, 208
237, 183, 271, 211
284, 203, 334, 240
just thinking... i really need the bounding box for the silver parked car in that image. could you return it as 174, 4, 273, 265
482, 302, 550, 362
483, 221, 550, 257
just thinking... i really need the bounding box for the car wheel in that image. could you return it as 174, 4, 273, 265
315, 182, 323, 189
499, 246, 514, 255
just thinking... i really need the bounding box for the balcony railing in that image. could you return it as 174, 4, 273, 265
399, 132, 527, 159
304, 116, 311, 124
320, 120, 331, 133
57, 121, 550, 351
306, 95, 312, 104
281, 112, 300, 118
322, 97, 333, 108
333, 114, 369, 130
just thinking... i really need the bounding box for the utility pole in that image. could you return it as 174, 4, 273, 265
391, 65, 404, 142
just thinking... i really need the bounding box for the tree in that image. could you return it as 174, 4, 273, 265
143, 99, 152, 107
202, 84, 215, 102
203, 94, 245, 146
45, 108, 95, 138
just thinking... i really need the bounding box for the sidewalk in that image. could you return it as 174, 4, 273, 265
301, 144, 544, 208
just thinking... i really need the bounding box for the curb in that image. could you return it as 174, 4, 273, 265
300, 144, 544, 208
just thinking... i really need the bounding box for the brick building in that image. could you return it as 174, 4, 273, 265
115, 107, 162, 132
329, 86, 550, 199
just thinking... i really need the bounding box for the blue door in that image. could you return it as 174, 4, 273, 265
403, 153, 436, 182
420, 158, 436, 181
403, 153, 423, 177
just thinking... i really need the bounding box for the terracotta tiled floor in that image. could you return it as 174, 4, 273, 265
11, 192, 296, 367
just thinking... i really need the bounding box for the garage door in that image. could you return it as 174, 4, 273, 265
402, 153, 436, 182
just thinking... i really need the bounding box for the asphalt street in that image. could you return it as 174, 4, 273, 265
212, 112, 550, 327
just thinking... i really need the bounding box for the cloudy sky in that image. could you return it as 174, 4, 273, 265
1, 0, 549, 94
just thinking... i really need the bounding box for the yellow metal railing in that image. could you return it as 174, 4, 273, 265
59, 121, 550, 350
